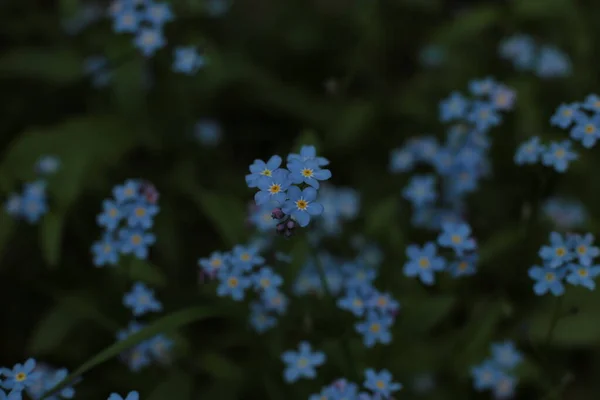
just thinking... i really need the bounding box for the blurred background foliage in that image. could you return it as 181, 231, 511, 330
2, 0, 600, 398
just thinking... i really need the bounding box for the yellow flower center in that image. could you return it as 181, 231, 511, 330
297, 358, 308, 368
124, 188, 134, 196
261, 169, 272, 177
135, 207, 146, 217
545, 272, 555, 281
370, 323, 381, 333
301, 168, 314, 178
260, 278, 271, 288
109, 208, 118, 217
451, 234, 462, 244
353, 299, 363, 307
131, 234, 142, 245
458, 262, 468, 270
563, 109, 572, 116
585, 124, 595, 134
577, 245, 587, 254
554, 149, 565, 158
103, 245, 112, 253
578, 268, 589, 277
555, 247, 566, 256
210, 258, 222, 267
227, 277, 238, 288
418, 257, 430, 269
296, 199, 308, 210
375, 380, 385, 389
240, 253, 251, 261
268, 184, 281, 194
377, 297, 387, 306
143, 32, 156, 45
15, 372, 26, 382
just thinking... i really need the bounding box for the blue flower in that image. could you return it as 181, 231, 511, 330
539, 232, 573, 268
490, 341, 523, 369
113, 9, 141, 33
514, 136, 545, 165
97, 200, 123, 231
172, 46, 204, 75
550, 103, 583, 128
123, 282, 163, 316
468, 77, 497, 96
287, 159, 332, 189
498, 34, 536, 70
541, 140, 577, 172
287, 145, 329, 166
570, 113, 600, 148
450, 254, 478, 277
536, 45, 571, 78
338, 290, 368, 317
261, 290, 288, 315
147, 334, 173, 361
124, 343, 152, 372
569, 233, 600, 266
402, 175, 437, 208
20, 189, 48, 224
282, 186, 324, 227
254, 169, 291, 206
4, 193, 22, 217
249, 303, 277, 333
528, 265, 566, 296
439, 91, 468, 122
133, 27, 166, 57
403, 242, 446, 285
366, 292, 400, 314
471, 360, 501, 391
566, 264, 600, 290
251, 267, 283, 294
42, 368, 76, 400
437, 222, 476, 256
216, 267, 251, 301
194, 119, 222, 146
245, 155, 283, 188
35, 155, 60, 175
108, 391, 139, 400
582, 93, 600, 113
389, 147, 415, 173
113, 180, 140, 203
363, 368, 403, 398
1, 359, 41, 392
230, 245, 264, 271
91, 235, 120, 267
0, 389, 22, 400
355, 311, 393, 347
127, 200, 159, 229
543, 197, 586, 230
467, 101, 501, 131
281, 341, 325, 383
119, 229, 156, 259
492, 373, 517, 399
144, 2, 174, 25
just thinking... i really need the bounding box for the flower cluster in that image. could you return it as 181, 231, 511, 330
498, 34, 571, 78
83, 56, 112, 88
198, 244, 288, 333
542, 197, 587, 230
471, 341, 523, 399
0, 359, 77, 400
245, 145, 331, 236
117, 282, 173, 371
404, 222, 478, 285
311, 370, 403, 399
311, 184, 360, 237
514, 95, 600, 171
91, 179, 159, 267
528, 232, 600, 296
108, 0, 174, 57
4, 155, 60, 224
392, 78, 515, 230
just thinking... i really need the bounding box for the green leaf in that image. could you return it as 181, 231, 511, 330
29, 306, 80, 355
197, 353, 244, 381
511, 0, 571, 18
147, 371, 193, 400
293, 129, 322, 153
401, 295, 456, 334
478, 226, 526, 266
111, 57, 147, 116
365, 196, 398, 237
327, 101, 374, 148
126, 258, 167, 287
431, 5, 499, 47
40, 306, 221, 399
0, 48, 82, 83
40, 212, 65, 268
529, 310, 600, 346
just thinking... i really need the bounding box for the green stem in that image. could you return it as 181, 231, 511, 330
313, 251, 360, 382
545, 296, 564, 346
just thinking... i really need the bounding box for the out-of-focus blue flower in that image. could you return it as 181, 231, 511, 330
172, 46, 205, 75
194, 119, 222, 146
355, 311, 393, 347
123, 282, 163, 316
281, 341, 325, 383
536, 45, 571, 78
498, 34, 536, 70
541, 140, 577, 172
363, 368, 403, 398
403, 242, 446, 285
515, 136, 545, 165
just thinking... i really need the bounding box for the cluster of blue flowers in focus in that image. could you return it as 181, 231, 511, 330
117, 282, 173, 371
391, 77, 515, 230
245, 145, 331, 237
4, 155, 60, 224
0, 359, 77, 400
310, 370, 403, 399
499, 34, 572, 78
515, 94, 600, 172
529, 231, 600, 296
91, 179, 159, 266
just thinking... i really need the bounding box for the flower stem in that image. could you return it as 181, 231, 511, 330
545, 296, 564, 346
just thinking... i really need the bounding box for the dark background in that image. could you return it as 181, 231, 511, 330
1, 0, 600, 398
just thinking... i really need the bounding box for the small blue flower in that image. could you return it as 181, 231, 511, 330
514, 136, 545, 165
287, 159, 332, 189
230, 245, 264, 271
97, 199, 123, 231
570, 113, 600, 148
498, 34, 536, 70
338, 290, 368, 317
1, 359, 41, 392
245, 155, 283, 188
147, 334, 174, 361
469, 77, 497, 96
20, 190, 48, 224
4, 193, 22, 217
127, 201, 159, 229
249, 303, 277, 333
123, 282, 162, 316
287, 145, 329, 166
582, 94, 600, 113
450, 254, 478, 277
566, 264, 600, 290
282, 186, 324, 227
251, 267, 283, 294
569, 233, 600, 266
113, 180, 140, 203
437, 222, 476, 256
281, 341, 325, 383
113, 9, 141, 33
42, 368, 76, 400
172, 46, 204, 75
108, 391, 139, 400
366, 291, 400, 314
144, 2, 174, 25
492, 373, 518, 399
91, 235, 120, 267
119, 229, 156, 259
363, 368, 403, 398
35, 155, 60, 175
539, 231, 573, 268
133, 27, 166, 57
439, 91, 468, 122
355, 311, 393, 347
389, 147, 415, 173
254, 170, 291, 205
403, 242, 446, 285
261, 289, 288, 315
216, 267, 251, 301
467, 101, 501, 131
528, 265, 566, 296
541, 140, 577, 173
402, 175, 437, 208
194, 119, 222, 146
536, 46, 571, 78
550, 103, 583, 128
490, 341, 523, 369
471, 360, 501, 391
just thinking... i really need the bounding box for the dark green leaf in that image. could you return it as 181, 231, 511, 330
401, 295, 456, 334
478, 226, 526, 266
29, 306, 80, 355
431, 5, 499, 46
40, 306, 221, 399
0, 48, 82, 83
39, 212, 65, 268
197, 352, 244, 380
126, 258, 167, 287
365, 196, 398, 237
147, 371, 193, 400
